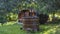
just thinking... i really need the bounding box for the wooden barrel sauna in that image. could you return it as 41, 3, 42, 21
22, 16, 39, 31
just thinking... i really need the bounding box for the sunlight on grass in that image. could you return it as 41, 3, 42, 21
3, 21, 17, 26
43, 25, 60, 34
0, 23, 1, 26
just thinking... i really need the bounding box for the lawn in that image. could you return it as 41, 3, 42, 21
0, 22, 60, 34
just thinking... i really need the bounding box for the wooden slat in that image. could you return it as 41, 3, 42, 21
22, 16, 39, 30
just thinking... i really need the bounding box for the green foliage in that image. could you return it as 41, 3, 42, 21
0, 0, 60, 24
6, 13, 18, 21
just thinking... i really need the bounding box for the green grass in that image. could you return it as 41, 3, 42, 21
0, 23, 60, 34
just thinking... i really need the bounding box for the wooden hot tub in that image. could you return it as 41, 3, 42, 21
22, 16, 39, 31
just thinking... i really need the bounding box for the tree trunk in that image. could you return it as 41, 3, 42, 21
52, 12, 56, 22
